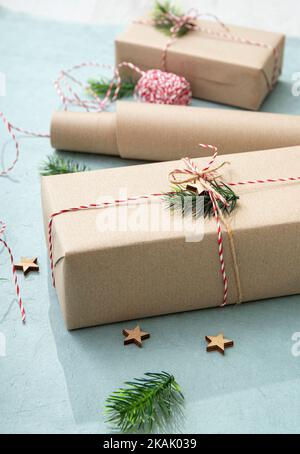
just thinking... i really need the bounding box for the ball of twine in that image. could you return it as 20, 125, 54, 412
135, 69, 192, 106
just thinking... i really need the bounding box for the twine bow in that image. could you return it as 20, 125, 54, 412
163, 10, 199, 36
168, 146, 229, 207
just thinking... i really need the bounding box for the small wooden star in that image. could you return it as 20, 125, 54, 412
123, 325, 150, 348
15, 257, 39, 275
205, 333, 234, 355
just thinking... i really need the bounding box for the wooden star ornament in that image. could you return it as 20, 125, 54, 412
123, 325, 150, 348
15, 257, 39, 275
205, 333, 234, 355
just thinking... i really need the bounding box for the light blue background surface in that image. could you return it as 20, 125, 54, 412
1, 8, 300, 434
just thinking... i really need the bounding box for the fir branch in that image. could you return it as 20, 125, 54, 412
105, 371, 184, 433
88, 78, 136, 100
40, 155, 89, 176
152, 1, 189, 37
165, 181, 239, 219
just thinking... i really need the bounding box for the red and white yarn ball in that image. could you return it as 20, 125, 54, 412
135, 69, 192, 106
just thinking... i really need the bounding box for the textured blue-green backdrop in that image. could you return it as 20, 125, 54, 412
1, 7, 300, 434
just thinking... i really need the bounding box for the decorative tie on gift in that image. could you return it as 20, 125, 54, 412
47, 143, 300, 309
168, 145, 242, 307
136, 4, 280, 89
168, 150, 230, 207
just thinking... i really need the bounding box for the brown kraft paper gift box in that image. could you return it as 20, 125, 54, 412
115, 19, 285, 110
42, 146, 300, 330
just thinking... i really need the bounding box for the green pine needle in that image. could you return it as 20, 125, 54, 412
105, 371, 184, 433
152, 1, 190, 37
165, 181, 239, 219
88, 78, 136, 100
40, 155, 89, 176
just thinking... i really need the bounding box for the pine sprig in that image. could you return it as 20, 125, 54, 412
88, 78, 136, 100
165, 181, 239, 219
40, 155, 89, 176
105, 371, 184, 433
152, 1, 189, 37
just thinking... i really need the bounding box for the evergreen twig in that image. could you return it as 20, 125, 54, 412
105, 371, 184, 433
152, 1, 189, 37
88, 78, 136, 100
165, 181, 239, 219
40, 155, 89, 176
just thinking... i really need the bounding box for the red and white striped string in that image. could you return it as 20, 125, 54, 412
54, 61, 191, 112
0, 221, 25, 322
47, 145, 300, 307
0, 113, 47, 324
209, 191, 228, 306
137, 10, 280, 89
47, 192, 166, 287
227, 176, 300, 186
0, 111, 49, 177
0, 112, 21, 176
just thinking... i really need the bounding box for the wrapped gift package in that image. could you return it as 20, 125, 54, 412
115, 19, 285, 110
51, 102, 300, 161
42, 146, 300, 330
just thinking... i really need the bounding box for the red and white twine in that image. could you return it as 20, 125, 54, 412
0, 112, 21, 176
136, 10, 280, 89
0, 221, 25, 322
135, 68, 191, 105
47, 192, 165, 287
47, 145, 300, 307
54, 61, 192, 112
0, 111, 50, 177
209, 191, 228, 306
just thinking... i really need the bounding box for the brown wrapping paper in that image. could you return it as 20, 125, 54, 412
51, 102, 300, 161
42, 146, 300, 330
115, 19, 285, 110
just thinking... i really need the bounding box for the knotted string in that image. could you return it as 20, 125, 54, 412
0, 221, 25, 322
169, 148, 230, 207
136, 9, 280, 89
169, 145, 242, 305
